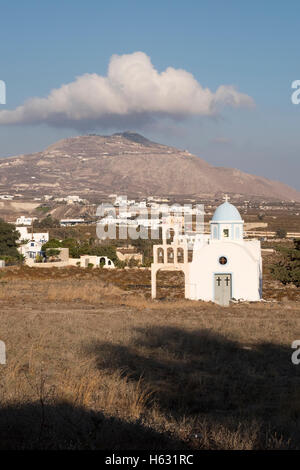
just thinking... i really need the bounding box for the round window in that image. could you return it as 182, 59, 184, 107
219, 256, 228, 265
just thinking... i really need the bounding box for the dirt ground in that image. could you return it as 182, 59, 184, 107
0, 257, 299, 450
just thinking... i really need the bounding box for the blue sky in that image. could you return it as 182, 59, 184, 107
0, 0, 299, 189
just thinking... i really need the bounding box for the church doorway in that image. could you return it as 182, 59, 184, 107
214, 274, 232, 306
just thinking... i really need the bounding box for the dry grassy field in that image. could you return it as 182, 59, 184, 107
0, 256, 299, 450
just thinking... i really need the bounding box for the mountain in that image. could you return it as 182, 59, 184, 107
0, 132, 299, 201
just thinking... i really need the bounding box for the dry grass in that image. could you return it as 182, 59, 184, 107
0, 261, 299, 449
46, 281, 126, 304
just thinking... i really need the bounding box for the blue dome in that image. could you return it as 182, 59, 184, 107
211, 202, 242, 222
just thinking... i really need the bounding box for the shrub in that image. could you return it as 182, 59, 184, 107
61, 238, 81, 258
0, 219, 20, 259
0, 254, 24, 266
275, 228, 287, 239
46, 248, 61, 260
42, 239, 62, 251
88, 245, 119, 265
36, 205, 51, 214
116, 260, 126, 269
270, 238, 300, 287
34, 215, 59, 229
128, 258, 139, 268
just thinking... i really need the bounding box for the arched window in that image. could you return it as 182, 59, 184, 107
167, 247, 174, 263
177, 247, 184, 263
166, 228, 175, 244
157, 247, 164, 263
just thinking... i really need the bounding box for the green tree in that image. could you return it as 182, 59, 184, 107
36, 205, 51, 214
41, 239, 63, 260
270, 238, 300, 287
275, 227, 287, 239
41, 238, 62, 251
131, 238, 159, 266
258, 212, 265, 221
34, 215, 59, 230
46, 248, 61, 260
61, 238, 81, 258
128, 257, 139, 268
87, 245, 119, 265
0, 219, 20, 259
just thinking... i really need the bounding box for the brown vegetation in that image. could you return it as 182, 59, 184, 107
0, 258, 299, 449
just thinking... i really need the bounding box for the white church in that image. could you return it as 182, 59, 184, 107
151, 198, 262, 306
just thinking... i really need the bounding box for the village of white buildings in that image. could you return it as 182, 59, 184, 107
0, 190, 297, 306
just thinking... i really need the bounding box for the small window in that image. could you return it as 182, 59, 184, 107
219, 256, 228, 265
223, 229, 229, 238
177, 247, 184, 263
157, 247, 164, 263
167, 247, 174, 263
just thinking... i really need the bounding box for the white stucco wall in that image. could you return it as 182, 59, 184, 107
79, 255, 115, 268
187, 240, 261, 302
17, 226, 49, 243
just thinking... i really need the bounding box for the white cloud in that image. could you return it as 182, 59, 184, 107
0, 52, 254, 130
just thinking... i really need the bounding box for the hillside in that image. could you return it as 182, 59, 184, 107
0, 132, 299, 201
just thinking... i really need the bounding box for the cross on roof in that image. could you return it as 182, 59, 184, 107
223, 194, 230, 203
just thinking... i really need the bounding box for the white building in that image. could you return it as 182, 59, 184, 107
17, 226, 49, 244
54, 195, 85, 204
177, 231, 207, 250
79, 255, 115, 268
18, 240, 43, 259
136, 201, 147, 209
151, 199, 262, 306
134, 218, 161, 229
114, 195, 135, 207
66, 195, 83, 204
60, 218, 85, 227
16, 216, 37, 226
